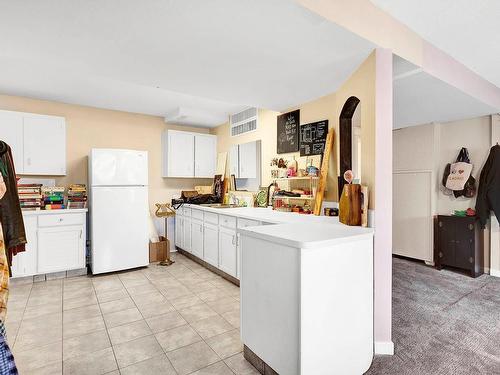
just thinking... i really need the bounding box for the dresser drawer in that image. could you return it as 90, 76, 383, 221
191, 209, 204, 221
237, 218, 260, 229
219, 215, 236, 229
38, 213, 84, 227
204, 212, 219, 225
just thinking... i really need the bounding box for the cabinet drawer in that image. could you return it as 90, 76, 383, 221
191, 209, 204, 221
219, 215, 236, 229
237, 218, 260, 229
204, 212, 219, 225
183, 207, 192, 217
38, 213, 84, 227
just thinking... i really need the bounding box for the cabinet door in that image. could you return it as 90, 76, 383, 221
219, 227, 237, 277
229, 144, 239, 178
11, 216, 38, 277
183, 217, 192, 252
195, 135, 217, 178
175, 217, 183, 248
167, 131, 194, 177
23, 115, 66, 175
239, 141, 257, 178
438, 217, 455, 267
0, 111, 24, 173
191, 219, 204, 259
454, 219, 474, 269
203, 223, 219, 267
236, 234, 241, 280
38, 225, 84, 273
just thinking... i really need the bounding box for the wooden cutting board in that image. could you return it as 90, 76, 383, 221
339, 184, 362, 226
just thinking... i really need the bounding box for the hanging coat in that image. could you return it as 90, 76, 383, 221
0, 141, 26, 265
475, 144, 500, 228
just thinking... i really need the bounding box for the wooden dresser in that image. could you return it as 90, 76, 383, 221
434, 215, 483, 278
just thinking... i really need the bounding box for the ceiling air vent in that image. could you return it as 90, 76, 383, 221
230, 107, 258, 136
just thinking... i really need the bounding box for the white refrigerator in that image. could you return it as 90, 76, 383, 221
89, 148, 149, 274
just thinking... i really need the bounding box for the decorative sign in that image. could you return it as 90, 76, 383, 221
300, 120, 329, 156
277, 110, 300, 154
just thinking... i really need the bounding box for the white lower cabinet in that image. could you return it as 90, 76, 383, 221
191, 219, 204, 259
175, 207, 264, 280
11, 211, 87, 278
183, 216, 192, 253
11, 216, 37, 277
203, 222, 219, 267
175, 216, 183, 248
219, 227, 237, 277
38, 225, 84, 274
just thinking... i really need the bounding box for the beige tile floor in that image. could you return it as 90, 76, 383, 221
5, 252, 259, 375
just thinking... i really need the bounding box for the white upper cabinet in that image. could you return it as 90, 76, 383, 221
164, 130, 195, 177
0, 110, 66, 175
229, 144, 239, 178
195, 134, 217, 178
162, 130, 217, 178
0, 111, 24, 172
238, 141, 259, 179
23, 115, 66, 175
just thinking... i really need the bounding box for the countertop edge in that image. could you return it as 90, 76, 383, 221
22, 208, 88, 216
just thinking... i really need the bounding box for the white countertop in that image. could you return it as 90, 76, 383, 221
22, 208, 88, 216
182, 204, 373, 248
239, 222, 373, 249
183, 204, 339, 224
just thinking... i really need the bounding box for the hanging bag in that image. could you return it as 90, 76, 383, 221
446, 148, 473, 191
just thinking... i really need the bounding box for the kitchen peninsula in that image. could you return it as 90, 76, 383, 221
174, 204, 374, 375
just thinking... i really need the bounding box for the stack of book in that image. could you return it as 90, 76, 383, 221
17, 184, 43, 210
67, 184, 87, 209
42, 186, 65, 210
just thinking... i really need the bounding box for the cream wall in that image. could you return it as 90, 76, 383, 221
0, 94, 212, 212
393, 116, 493, 270
212, 52, 377, 205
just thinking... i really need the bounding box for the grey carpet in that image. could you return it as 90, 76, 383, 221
366, 257, 500, 375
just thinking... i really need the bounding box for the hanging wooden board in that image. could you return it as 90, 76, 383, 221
313, 129, 335, 215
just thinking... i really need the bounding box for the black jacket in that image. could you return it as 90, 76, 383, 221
476, 144, 500, 228
0, 141, 26, 258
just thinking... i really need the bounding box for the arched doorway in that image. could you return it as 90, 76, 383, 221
338, 96, 360, 199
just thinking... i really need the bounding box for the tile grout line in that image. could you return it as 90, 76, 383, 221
147, 257, 235, 374
89, 276, 120, 375
168, 255, 239, 375
118, 265, 181, 374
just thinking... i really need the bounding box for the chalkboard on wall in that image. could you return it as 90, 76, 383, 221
277, 110, 300, 154
300, 120, 329, 156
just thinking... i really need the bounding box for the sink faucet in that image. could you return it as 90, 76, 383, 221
266, 182, 277, 207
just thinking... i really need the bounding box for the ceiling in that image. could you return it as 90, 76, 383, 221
0, 0, 375, 127
393, 55, 499, 128
371, 0, 500, 89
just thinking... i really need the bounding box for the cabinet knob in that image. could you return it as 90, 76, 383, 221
439, 252, 443, 258
439, 221, 443, 227
469, 257, 474, 264
468, 224, 474, 230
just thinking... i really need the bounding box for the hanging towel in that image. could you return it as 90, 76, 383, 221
0, 330, 17, 375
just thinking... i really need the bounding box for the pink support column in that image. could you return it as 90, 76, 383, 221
374, 48, 394, 355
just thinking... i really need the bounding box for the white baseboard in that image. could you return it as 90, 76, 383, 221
490, 269, 500, 277
375, 341, 394, 355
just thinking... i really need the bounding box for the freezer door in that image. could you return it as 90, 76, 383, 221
90, 149, 148, 186
91, 186, 149, 274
